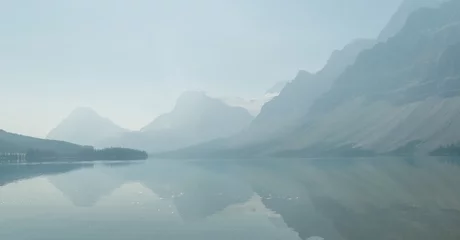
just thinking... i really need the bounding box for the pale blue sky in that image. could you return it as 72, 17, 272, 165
0, 0, 401, 137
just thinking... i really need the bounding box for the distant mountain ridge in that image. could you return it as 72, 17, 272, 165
220, 81, 288, 116
103, 91, 254, 153
47, 107, 127, 147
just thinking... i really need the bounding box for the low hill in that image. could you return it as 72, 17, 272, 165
0, 129, 83, 154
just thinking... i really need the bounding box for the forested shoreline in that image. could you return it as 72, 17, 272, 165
1, 147, 148, 162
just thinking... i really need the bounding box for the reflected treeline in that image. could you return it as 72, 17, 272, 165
25, 147, 148, 162
0, 163, 92, 186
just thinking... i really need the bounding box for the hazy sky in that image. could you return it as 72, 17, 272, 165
0, 0, 402, 137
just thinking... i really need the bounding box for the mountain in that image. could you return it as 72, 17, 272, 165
47, 107, 127, 146
378, 0, 446, 41
156, 39, 377, 158
141, 91, 253, 135
161, 0, 460, 158
220, 81, 288, 116
271, 0, 460, 156
266, 81, 288, 94
221, 39, 376, 146
105, 92, 254, 153
226, 0, 446, 146
0, 129, 84, 154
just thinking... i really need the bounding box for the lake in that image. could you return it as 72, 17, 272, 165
1, 157, 460, 240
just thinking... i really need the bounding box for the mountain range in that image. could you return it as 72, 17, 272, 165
45, 84, 288, 153
284, 0, 460, 156
161, 0, 457, 158
5, 0, 458, 159
94, 91, 254, 153
220, 81, 287, 116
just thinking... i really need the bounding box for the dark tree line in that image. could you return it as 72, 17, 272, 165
77, 147, 148, 161
25, 147, 148, 162
0, 153, 26, 161
430, 144, 460, 156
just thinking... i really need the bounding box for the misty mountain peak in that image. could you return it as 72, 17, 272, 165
131, 92, 254, 152
294, 70, 313, 80
220, 82, 288, 117
47, 107, 126, 146
172, 91, 225, 115
143, 91, 253, 132
176, 91, 209, 105
68, 107, 102, 119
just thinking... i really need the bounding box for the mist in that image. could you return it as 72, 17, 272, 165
0, 0, 401, 137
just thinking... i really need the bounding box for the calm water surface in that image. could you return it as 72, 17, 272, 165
1, 157, 460, 240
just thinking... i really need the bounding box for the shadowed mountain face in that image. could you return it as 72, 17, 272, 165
47, 107, 127, 147
0, 163, 90, 187
104, 92, 254, 153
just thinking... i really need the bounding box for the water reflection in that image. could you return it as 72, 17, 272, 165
0, 162, 91, 186
1, 157, 460, 240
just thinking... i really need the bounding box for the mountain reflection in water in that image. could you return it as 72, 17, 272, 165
1, 157, 460, 240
